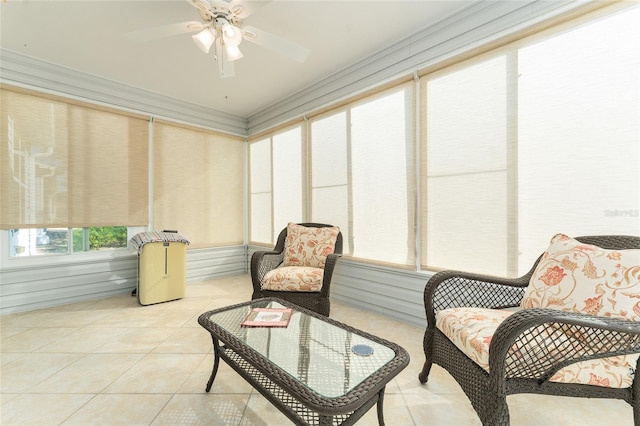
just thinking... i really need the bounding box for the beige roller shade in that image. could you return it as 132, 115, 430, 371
153, 121, 244, 248
1, 87, 149, 229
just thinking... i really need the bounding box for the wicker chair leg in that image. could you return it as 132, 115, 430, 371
481, 394, 510, 426
419, 361, 432, 384
632, 356, 640, 426
419, 329, 434, 383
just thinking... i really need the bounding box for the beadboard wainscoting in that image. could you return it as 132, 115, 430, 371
330, 259, 430, 329
0, 245, 247, 315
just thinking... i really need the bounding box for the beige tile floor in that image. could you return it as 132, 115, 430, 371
0, 274, 633, 425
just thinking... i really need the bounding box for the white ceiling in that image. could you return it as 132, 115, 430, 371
1, 0, 474, 118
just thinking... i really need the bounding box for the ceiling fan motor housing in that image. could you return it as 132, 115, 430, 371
198, 1, 243, 27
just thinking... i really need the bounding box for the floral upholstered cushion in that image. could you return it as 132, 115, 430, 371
282, 223, 340, 268
436, 307, 514, 371
260, 266, 324, 292
436, 307, 637, 388
521, 233, 640, 320
549, 355, 637, 388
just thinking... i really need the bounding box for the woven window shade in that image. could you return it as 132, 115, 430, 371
420, 4, 640, 276
249, 137, 272, 244
153, 121, 244, 248
0, 87, 149, 229
310, 83, 417, 267
248, 124, 304, 245
271, 126, 304, 241
421, 55, 510, 276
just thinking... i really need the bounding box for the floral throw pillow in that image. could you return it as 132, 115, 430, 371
283, 223, 340, 268
521, 233, 640, 320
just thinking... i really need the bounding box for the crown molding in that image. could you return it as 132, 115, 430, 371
247, 0, 586, 134
0, 49, 248, 136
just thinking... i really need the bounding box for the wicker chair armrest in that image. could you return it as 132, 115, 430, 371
424, 270, 529, 327
318, 253, 342, 296
250, 250, 284, 291
324, 253, 342, 271
489, 308, 640, 382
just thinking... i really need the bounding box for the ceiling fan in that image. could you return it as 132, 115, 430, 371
127, 0, 310, 78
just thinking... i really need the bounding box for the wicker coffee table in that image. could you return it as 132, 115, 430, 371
198, 298, 409, 426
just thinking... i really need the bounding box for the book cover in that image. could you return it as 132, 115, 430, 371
241, 307, 293, 327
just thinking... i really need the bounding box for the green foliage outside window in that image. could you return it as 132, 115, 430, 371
90, 226, 127, 250
73, 226, 127, 251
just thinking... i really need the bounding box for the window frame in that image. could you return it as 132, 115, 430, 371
0, 226, 146, 268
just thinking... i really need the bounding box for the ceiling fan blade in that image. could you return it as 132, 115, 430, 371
228, 0, 270, 19
185, 0, 216, 21
242, 25, 310, 63
126, 21, 205, 42
186, 0, 211, 13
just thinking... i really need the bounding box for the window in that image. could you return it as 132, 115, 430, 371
9, 226, 128, 257
273, 127, 304, 240
249, 125, 304, 245
153, 121, 244, 248
249, 137, 272, 244
310, 112, 349, 245
1, 88, 150, 260
1, 89, 149, 228
2, 88, 245, 258
311, 85, 416, 267
422, 55, 510, 275
244, 5, 638, 275
421, 5, 640, 276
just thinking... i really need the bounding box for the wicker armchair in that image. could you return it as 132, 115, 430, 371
418, 235, 640, 426
251, 223, 342, 316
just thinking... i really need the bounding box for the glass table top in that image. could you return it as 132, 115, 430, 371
205, 299, 397, 398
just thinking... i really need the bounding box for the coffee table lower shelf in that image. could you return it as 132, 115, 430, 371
207, 344, 384, 426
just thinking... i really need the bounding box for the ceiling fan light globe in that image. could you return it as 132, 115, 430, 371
223, 24, 235, 38
225, 45, 244, 61
192, 28, 215, 53
222, 24, 243, 47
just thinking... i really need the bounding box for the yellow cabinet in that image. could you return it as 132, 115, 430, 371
137, 241, 187, 305
132, 231, 189, 305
